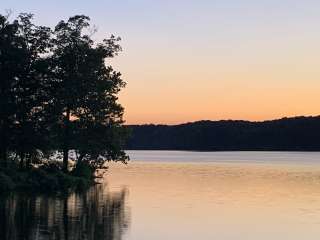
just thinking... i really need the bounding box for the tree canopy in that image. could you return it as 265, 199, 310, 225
0, 13, 129, 172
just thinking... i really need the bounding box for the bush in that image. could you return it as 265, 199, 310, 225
39, 161, 63, 173
0, 161, 95, 193
71, 162, 94, 179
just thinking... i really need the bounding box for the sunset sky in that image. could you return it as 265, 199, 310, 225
2, 0, 320, 124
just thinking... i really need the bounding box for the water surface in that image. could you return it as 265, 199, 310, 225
2, 151, 320, 240
0, 185, 129, 240
107, 151, 320, 240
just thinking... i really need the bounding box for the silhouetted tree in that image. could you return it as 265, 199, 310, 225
50, 15, 128, 171
0, 13, 25, 167
11, 13, 52, 168
1, 13, 128, 174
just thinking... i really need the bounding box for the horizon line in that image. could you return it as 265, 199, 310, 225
125, 115, 320, 126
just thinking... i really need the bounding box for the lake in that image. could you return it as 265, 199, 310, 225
2, 151, 320, 239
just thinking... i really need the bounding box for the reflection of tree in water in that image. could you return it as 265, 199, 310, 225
0, 185, 130, 240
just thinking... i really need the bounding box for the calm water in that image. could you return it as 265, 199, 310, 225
0, 185, 129, 240
2, 151, 320, 239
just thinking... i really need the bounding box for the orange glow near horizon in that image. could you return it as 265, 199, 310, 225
112, 19, 320, 125
116, 48, 320, 125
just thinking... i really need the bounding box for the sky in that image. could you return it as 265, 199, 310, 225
2, 0, 320, 124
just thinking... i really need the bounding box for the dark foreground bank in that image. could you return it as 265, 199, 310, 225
0, 162, 96, 193
126, 116, 320, 151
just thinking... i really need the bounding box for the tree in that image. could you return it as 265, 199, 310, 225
0, 13, 25, 167
1, 13, 129, 174
0, 13, 52, 168
11, 13, 52, 168
50, 15, 128, 171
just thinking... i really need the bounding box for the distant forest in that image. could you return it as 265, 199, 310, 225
126, 116, 320, 151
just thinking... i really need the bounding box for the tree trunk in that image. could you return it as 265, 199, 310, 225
63, 149, 69, 172
76, 153, 86, 167
26, 153, 32, 169
0, 127, 8, 168
63, 109, 71, 172
19, 152, 25, 169
0, 148, 7, 168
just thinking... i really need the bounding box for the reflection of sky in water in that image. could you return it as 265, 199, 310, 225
2, 151, 320, 240
108, 151, 320, 240
126, 150, 320, 166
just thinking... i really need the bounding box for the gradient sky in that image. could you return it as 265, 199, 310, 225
2, 0, 320, 124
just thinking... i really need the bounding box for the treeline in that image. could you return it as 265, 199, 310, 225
0, 12, 128, 181
126, 116, 320, 151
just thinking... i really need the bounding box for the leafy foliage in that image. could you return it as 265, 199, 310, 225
0, 12, 129, 189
